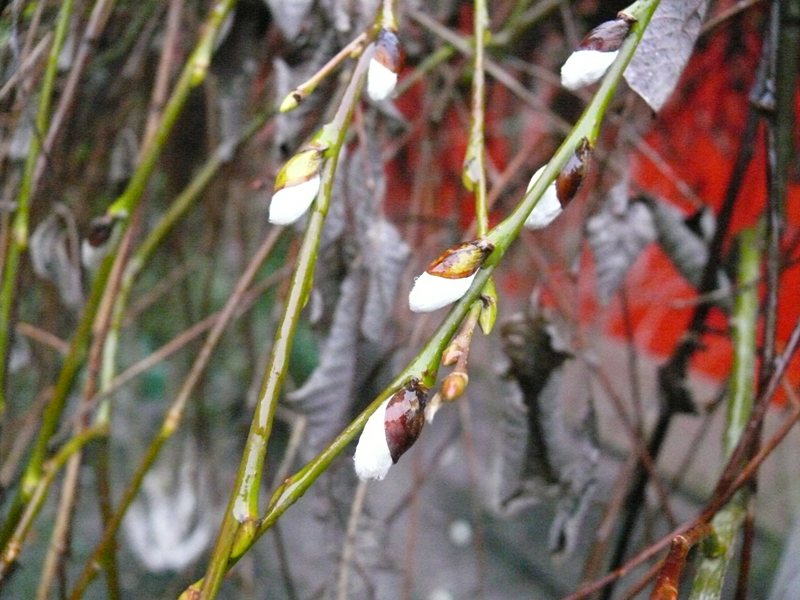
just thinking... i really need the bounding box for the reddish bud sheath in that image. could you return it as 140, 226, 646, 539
385, 379, 428, 463
442, 372, 468, 402
374, 28, 403, 73
556, 139, 592, 206
426, 239, 494, 280
87, 215, 115, 248
578, 17, 633, 53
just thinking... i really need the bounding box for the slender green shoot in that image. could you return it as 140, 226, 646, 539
689, 225, 761, 599
0, 0, 76, 416
193, 44, 374, 600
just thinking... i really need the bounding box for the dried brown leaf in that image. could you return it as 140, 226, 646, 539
624, 0, 709, 112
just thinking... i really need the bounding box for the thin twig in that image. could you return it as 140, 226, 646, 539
0, 32, 52, 102
701, 0, 766, 34
90, 266, 291, 408
565, 317, 800, 600
68, 226, 283, 599
650, 524, 714, 600
142, 0, 184, 149
0, 0, 239, 547
336, 480, 368, 600
584, 357, 677, 526
32, 0, 118, 189
0, 0, 76, 416
14, 322, 69, 355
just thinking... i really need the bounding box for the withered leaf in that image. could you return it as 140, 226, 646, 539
642, 196, 731, 307
624, 0, 709, 112
29, 208, 84, 310
265, 0, 315, 41
288, 270, 363, 452
494, 305, 598, 559
586, 180, 656, 304
361, 219, 410, 342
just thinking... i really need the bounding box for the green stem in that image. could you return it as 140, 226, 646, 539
487, 0, 658, 253
68, 181, 280, 600
182, 0, 661, 592
108, 0, 236, 219
464, 0, 497, 331
195, 49, 372, 600
0, 0, 75, 416
381, 0, 398, 30
99, 110, 270, 424
0, 0, 237, 558
0, 424, 107, 582
0, 252, 114, 549
464, 0, 490, 236
689, 227, 760, 599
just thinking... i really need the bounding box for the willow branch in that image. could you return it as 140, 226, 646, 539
67, 225, 283, 600
688, 225, 760, 598
0, 424, 107, 582
0, 0, 237, 559
0, 0, 75, 415
192, 44, 374, 600
182, 2, 662, 594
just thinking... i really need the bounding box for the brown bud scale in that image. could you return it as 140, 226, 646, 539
374, 28, 404, 73
578, 18, 633, 53
384, 379, 428, 463
275, 146, 325, 191
87, 215, 115, 248
442, 371, 468, 402
426, 239, 494, 280
556, 138, 592, 206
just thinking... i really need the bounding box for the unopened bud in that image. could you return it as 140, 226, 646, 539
525, 141, 591, 230
82, 215, 117, 271
555, 138, 592, 205
87, 215, 114, 247
425, 392, 443, 423
268, 146, 325, 225
442, 371, 468, 402
560, 17, 634, 90
367, 28, 403, 101
279, 91, 302, 113
442, 342, 462, 367
479, 277, 498, 334
408, 239, 494, 313
427, 238, 494, 279
354, 379, 428, 481
524, 167, 561, 230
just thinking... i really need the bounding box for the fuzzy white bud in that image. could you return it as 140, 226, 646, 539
560, 49, 619, 90
367, 58, 398, 101
81, 238, 109, 272
524, 166, 563, 230
268, 175, 321, 225
353, 399, 393, 481
408, 271, 477, 313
